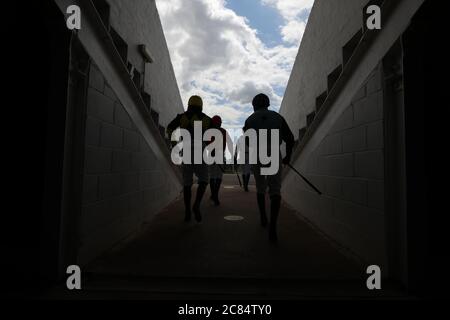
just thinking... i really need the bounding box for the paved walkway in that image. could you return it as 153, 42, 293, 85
87, 175, 363, 281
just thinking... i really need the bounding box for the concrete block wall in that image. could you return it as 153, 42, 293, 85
107, 0, 184, 126
282, 64, 387, 268
280, 0, 370, 138
78, 63, 181, 265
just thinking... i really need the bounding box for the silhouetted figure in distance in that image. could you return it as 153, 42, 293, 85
234, 128, 252, 192
208, 115, 231, 206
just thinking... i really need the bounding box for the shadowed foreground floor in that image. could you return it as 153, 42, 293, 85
86, 175, 363, 280
38, 176, 409, 299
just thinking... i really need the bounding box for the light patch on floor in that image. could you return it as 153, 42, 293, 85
224, 215, 244, 221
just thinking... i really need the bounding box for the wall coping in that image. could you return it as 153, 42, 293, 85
283, 0, 424, 184
55, 0, 183, 186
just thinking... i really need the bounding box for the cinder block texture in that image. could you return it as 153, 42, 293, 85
282, 64, 386, 268
80, 68, 181, 265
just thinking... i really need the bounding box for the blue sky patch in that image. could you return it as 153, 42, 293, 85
225, 0, 284, 47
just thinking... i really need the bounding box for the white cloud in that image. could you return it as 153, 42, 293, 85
262, 0, 313, 46
281, 19, 307, 45
262, 0, 314, 20
155, 0, 313, 129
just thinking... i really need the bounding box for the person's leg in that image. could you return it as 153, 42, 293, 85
184, 186, 192, 222
193, 182, 208, 222
209, 165, 220, 205
253, 165, 268, 226
210, 178, 216, 200
214, 178, 222, 206
182, 165, 194, 222
214, 167, 223, 206
208, 165, 215, 200
242, 164, 249, 191
257, 193, 268, 227
193, 164, 209, 222
210, 178, 219, 206
243, 174, 250, 192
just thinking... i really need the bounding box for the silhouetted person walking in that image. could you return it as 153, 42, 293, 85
208, 115, 231, 206
234, 129, 252, 192
244, 94, 294, 242
167, 96, 212, 222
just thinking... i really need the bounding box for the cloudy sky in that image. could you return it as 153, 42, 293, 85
155, 0, 314, 131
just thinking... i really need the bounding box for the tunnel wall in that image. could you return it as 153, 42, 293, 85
280, 0, 392, 268
78, 65, 179, 265
279, 0, 425, 274
107, 0, 183, 127
282, 63, 387, 267
280, 0, 371, 138
76, 0, 184, 265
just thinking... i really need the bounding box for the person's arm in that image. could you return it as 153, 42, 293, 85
224, 129, 233, 156
202, 118, 216, 147
233, 136, 240, 165
281, 117, 295, 165
166, 114, 182, 141
243, 119, 249, 133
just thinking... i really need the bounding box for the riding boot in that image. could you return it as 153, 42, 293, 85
243, 174, 250, 192
210, 179, 219, 206
193, 182, 208, 222
183, 186, 192, 222
269, 195, 281, 243
256, 193, 268, 227
209, 178, 216, 200
214, 179, 222, 206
